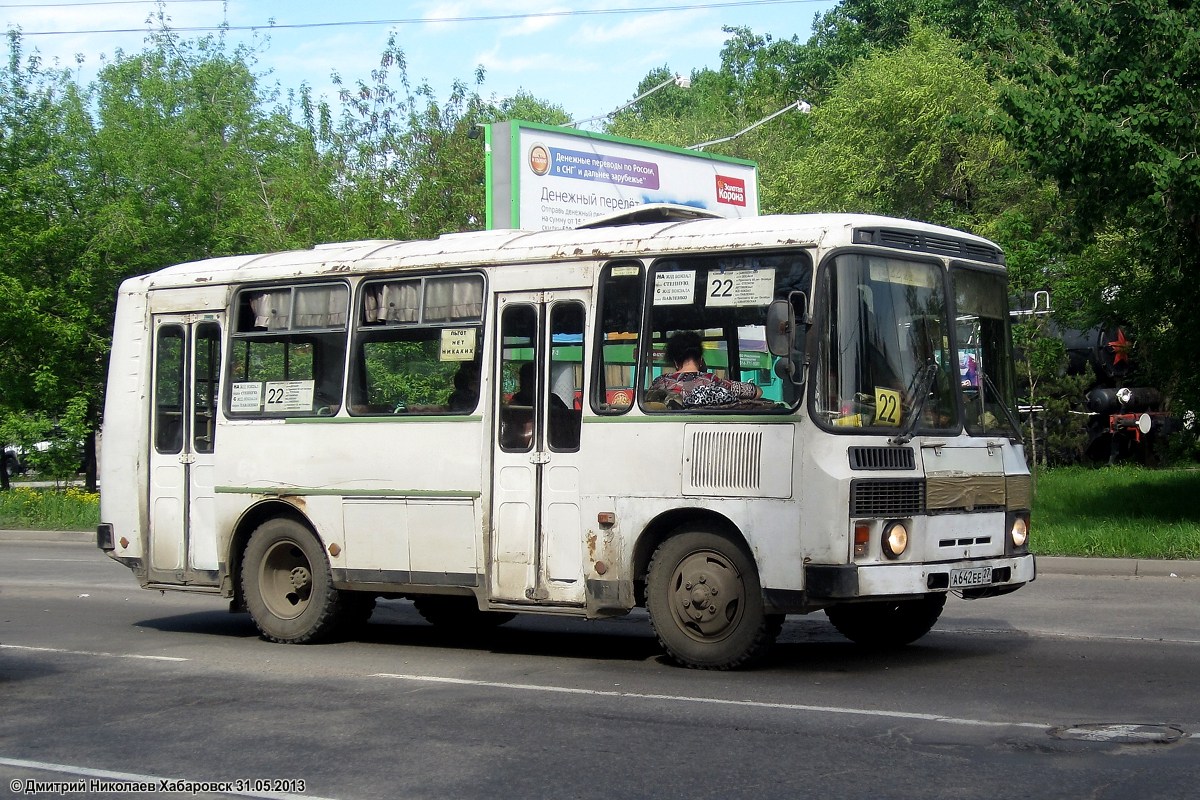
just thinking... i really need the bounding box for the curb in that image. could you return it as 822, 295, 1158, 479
2, 530, 1198, 578
2, 529, 94, 543
1035, 555, 1200, 578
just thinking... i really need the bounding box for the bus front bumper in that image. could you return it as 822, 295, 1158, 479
804, 553, 1036, 601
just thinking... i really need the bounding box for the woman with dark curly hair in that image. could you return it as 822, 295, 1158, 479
649, 330, 762, 406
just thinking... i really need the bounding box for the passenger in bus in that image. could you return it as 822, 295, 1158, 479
650, 330, 762, 407
511, 362, 569, 411
447, 362, 480, 412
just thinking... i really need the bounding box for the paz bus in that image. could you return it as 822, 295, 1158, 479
97, 206, 1035, 669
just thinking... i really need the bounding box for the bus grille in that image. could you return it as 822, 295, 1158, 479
689, 429, 763, 491
850, 479, 925, 517
848, 446, 915, 471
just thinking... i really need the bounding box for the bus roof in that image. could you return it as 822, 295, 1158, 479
130, 212, 1003, 291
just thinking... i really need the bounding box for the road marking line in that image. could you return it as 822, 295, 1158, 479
371, 672, 1054, 731
0, 644, 186, 662
936, 627, 1200, 646
0, 756, 336, 800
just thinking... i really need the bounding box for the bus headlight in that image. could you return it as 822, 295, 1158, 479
1010, 515, 1029, 549
881, 521, 909, 559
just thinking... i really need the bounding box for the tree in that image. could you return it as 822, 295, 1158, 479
0, 19, 579, 495
313, 36, 569, 239
773, 24, 1043, 232
0, 31, 100, 485
998, 0, 1200, 407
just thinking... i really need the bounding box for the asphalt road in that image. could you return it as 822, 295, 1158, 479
1, 537, 1198, 800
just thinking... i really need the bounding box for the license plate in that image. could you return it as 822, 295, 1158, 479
949, 566, 993, 588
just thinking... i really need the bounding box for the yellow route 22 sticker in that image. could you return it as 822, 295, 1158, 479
874, 387, 902, 426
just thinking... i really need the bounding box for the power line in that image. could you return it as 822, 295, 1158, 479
7, 0, 830, 36
0, 1, 220, 7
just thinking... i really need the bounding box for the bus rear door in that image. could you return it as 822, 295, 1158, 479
147, 313, 222, 586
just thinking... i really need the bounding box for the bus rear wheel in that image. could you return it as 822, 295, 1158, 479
825, 593, 947, 648
242, 518, 344, 644
646, 530, 781, 670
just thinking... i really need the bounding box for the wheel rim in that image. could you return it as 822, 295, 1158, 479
258, 539, 313, 620
666, 549, 745, 643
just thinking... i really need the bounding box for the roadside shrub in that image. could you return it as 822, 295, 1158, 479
0, 485, 99, 531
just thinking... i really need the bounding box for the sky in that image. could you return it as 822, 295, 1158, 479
2, 0, 839, 124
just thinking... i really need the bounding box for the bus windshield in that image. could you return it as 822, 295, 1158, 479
954, 266, 1019, 438
814, 254, 1019, 437
814, 254, 956, 432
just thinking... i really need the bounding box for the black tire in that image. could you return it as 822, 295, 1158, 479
412, 595, 516, 631
241, 518, 345, 644
646, 530, 781, 670
825, 593, 947, 648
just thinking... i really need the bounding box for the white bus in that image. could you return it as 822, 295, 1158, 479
98, 208, 1035, 669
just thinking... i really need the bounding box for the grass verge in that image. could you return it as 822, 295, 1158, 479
1033, 465, 1200, 559
0, 485, 99, 531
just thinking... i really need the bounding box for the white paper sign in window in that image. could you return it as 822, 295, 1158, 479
705, 269, 776, 307
440, 328, 477, 361
264, 380, 315, 413
653, 270, 696, 306
231, 382, 264, 412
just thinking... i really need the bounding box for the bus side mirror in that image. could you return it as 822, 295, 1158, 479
766, 299, 794, 357
767, 294, 810, 385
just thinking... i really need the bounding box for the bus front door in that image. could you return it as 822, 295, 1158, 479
491, 293, 587, 606
146, 314, 223, 587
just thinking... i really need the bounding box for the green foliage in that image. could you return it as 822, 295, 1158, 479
998, 0, 1200, 407
0, 23, 566, 464
0, 485, 98, 530
363, 339, 456, 408
1013, 317, 1093, 468
774, 24, 1037, 229
0, 397, 88, 485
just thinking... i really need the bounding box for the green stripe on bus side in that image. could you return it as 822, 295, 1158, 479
215, 487, 481, 498
583, 414, 798, 424
283, 415, 483, 423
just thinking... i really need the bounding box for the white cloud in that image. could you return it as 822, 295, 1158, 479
474, 44, 593, 76
574, 9, 709, 45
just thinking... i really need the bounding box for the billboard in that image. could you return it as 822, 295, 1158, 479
486, 120, 759, 231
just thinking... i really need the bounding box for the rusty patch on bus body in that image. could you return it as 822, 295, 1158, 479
279, 495, 307, 512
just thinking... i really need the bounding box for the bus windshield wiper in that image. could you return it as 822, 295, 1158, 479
982, 371, 1024, 443
890, 364, 937, 445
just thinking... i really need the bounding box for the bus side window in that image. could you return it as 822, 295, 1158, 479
228, 284, 348, 417
548, 301, 584, 450
350, 276, 485, 416
353, 330, 481, 415
593, 262, 643, 415
154, 325, 185, 454
498, 305, 537, 451
193, 322, 221, 453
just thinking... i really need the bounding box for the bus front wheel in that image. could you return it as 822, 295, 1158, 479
242, 518, 344, 644
825, 593, 947, 648
646, 530, 781, 670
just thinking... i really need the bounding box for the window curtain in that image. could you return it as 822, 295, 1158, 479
294, 285, 348, 328
249, 292, 291, 330
365, 282, 421, 324
425, 276, 484, 322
